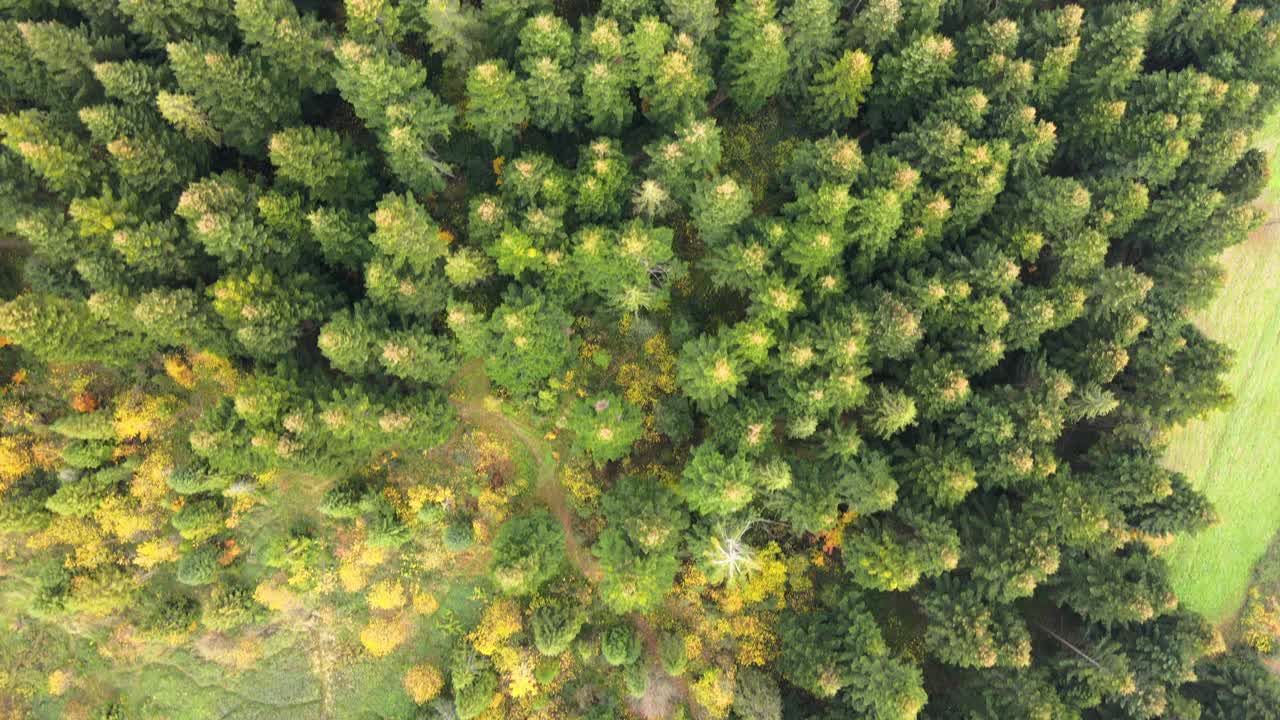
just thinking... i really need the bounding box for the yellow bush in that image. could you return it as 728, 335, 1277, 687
190, 351, 239, 391
684, 633, 704, 663
130, 451, 173, 507
615, 334, 678, 411
690, 667, 736, 720
163, 354, 197, 389
477, 488, 511, 522
253, 579, 301, 613
47, 669, 70, 697
230, 637, 264, 670
493, 647, 538, 699
559, 463, 600, 509
406, 484, 442, 513
27, 516, 115, 570
201, 635, 265, 671
94, 495, 156, 540
1241, 588, 1280, 654
368, 579, 406, 611
360, 615, 411, 657
730, 614, 778, 667
403, 663, 444, 704
469, 599, 521, 656
722, 543, 788, 613
412, 589, 439, 616
112, 392, 179, 441
339, 560, 368, 592
356, 542, 389, 568
134, 537, 180, 569
380, 486, 414, 524
0, 435, 35, 489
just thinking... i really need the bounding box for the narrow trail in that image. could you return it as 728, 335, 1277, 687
448, 360, 691, 718
305, 609, 338, 720
449, 360, 601, 582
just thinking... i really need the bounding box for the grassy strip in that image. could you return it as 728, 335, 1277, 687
1164, 116, 1280, 622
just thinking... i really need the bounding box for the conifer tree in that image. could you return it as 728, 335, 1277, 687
466, 60, 528, 151
269, 127, 374, 205
0, 1, 1274, 717
578, 17, 635, 135
723, 0, 788, 114
809, 50, 874, 131
165, 40, 301, 153
333, 41, 455, 194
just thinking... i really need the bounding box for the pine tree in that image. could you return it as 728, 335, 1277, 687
645, 117, 722, 202
14, 21, 98, 101
165, 40, 301, 153
1186, 648, 1280, 719
783, 0, 838, 97
867, 33, 956, 128
662, 0, 717, 41
578, 17, 635, 135
210, 270, 331, 359
676, 333, 746, 410
0, 294, 146, 366
523, 56, 576, 133
642, 46, 713, 127
269, 127, 374, 205
532, 600, 585, 656
235, 0, 335, 94
568, 393, 643, 464
115, 0, 238, 46
691, 175, 752, 243
466, 60, 528, 150
413, 0, 484, 71
482, 288, 575, 396
0, 1, 1276, 715
333, 41, 455, 194
808, 50, 874, 131
490, 509, 566, 595
0, 111, 101, 197
602, 474, 689, 552
593, 526, 679, 612
722, 0, 788, 114
679, 443, 757, 515
369, 192, 448, 273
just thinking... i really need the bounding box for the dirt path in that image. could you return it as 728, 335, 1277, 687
448, 360, 690, 717
305, 609, 339, 720
449, 360, 601, 582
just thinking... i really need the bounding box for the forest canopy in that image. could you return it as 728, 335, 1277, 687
0, 0, 1279, 718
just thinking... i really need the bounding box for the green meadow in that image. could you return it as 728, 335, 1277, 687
1164, 114, 1280, 624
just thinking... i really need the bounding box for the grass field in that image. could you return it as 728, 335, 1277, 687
1164, 115, 1280, 624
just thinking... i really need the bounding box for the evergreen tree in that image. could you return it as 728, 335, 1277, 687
466, 60, 528, 151
0, 1, 1274, 716
333, 41, 455, 194
490, 509, 566, 596
269, 127, 374, 204
165, 40, 301, 153
568, 393, 643, 464
724, 0, 788, 114
808, 50, 874, 131
532, 600, 586, 656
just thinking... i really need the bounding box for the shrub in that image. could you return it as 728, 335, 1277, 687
443, 517, 475, 552
532, 601, 586, 656
601, 624, 641, 667
175, 544, 219, 586
490, 510, 566, 596
359, 615, 411, 658
403, 663, 445, 705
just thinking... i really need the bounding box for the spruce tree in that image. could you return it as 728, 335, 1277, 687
0, 1, 1274, 718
